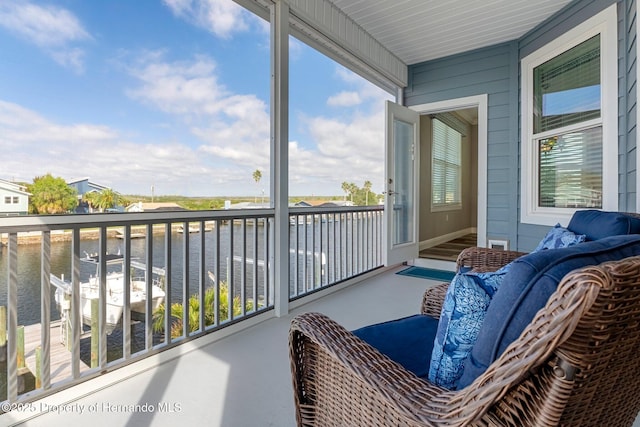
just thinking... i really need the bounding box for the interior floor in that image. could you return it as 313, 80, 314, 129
419, 233, 477, 262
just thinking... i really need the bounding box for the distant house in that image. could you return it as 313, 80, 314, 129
67, 177, 109, 198
227, 201, 271, 209
0, 179, 30, 216
295, 200, 351, 208
126, 202, 186, 212
67, 178, 112, 213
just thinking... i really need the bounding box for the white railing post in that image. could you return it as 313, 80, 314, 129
40, 231, 51, 390
271, 0, 290, 317
7, 233, 18, 402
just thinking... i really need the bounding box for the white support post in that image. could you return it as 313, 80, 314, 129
271, 0, 290, 317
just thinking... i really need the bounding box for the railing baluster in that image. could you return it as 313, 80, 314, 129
253, 218, 259, 312
146, 224, 154, 349
164, 223, 172, 344
241, 218, 247, 317
303, 215, 308, 291
228, 222, 234, 322
214, 220, 221, 325
7, 233, 18, 402
122, 225, 131, 360
297, 215, 301, 296
71, 228, 81, 379
99, 228, 108, 369
39, 231, 51, 390
266, 218, 272, 307
182, 222, 189, 337
199, 221, 206, 332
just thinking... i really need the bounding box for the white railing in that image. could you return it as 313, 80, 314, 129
289, 206, 384, 298
0, 205, 383, 407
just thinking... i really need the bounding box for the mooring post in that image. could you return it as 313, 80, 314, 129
35, 346, 42, 389
91, 298, 98, 368
0, 306, 6, 362
17, 325, 24, 369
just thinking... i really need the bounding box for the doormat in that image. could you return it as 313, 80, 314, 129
396, 266, 455, 282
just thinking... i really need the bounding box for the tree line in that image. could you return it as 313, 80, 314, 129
341, 180, 379, 206
21, 173, 381, 215
26, 173, 127, 214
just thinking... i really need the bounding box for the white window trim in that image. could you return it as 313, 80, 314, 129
520, 4, 618, 226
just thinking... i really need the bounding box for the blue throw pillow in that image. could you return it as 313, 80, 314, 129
533, 223, 586, 252
428, 265, 510, 389
458, 234, 640, 389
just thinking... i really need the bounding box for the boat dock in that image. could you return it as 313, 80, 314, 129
23, 321, 90, 386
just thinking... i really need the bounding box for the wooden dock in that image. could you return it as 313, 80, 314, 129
23, 321, 90, 385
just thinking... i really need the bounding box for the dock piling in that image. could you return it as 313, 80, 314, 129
0, 306, 6, 362
35, 346, 42, 389
91, 299, 98, 368
17, 325, 24, 369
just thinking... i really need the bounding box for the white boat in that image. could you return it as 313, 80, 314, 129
51, 254, 166, 334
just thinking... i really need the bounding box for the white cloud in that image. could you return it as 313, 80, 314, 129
285, 66, 393, 194
327, 91, 362, 107
0, 1, 91, 73
127, 52, 227, 116
125, 51, 271, 171
0, 100, 237, 196
163, 0, 251, 39
123, 51, 392, 195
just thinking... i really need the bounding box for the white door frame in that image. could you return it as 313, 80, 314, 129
411, 94, 488, 248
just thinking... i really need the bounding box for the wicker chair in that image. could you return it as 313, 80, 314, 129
289, 247, 640, 426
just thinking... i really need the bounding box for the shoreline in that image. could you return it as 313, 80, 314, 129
0, 224, 191, 245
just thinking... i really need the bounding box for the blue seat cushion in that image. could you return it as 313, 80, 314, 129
352, 314, 439, 380
458, 234, 640, 389
428, 265, 510, 389
568, 210, 640, 240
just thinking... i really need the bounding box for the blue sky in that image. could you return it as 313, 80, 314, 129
0, 0, 391, 197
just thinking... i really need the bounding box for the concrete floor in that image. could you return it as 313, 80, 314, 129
3, 266, 432, 427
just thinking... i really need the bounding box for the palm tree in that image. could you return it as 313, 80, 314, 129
253, 169, 262, 203
84, 188, 125, 212
341, 181, 350, 202
363, 180, 372, 205
152, 282, 254, 339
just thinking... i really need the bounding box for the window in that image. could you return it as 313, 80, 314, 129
432, 118, 462, 210
521, 5, 617, 226
4, 197, 10, 204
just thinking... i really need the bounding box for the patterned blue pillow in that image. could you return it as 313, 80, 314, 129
428, 265, 510, 389
533, 223, 586, 252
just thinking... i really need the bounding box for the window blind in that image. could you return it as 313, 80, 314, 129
538, 126, 602, 208
533, 34, 600, 133
432, 118, 462, 208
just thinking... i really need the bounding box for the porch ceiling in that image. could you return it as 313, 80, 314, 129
329, 0, 574, 65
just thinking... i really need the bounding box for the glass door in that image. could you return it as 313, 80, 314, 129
384, 101, 420, 266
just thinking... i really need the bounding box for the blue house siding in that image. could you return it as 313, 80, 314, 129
406, 0, 637, 252
622, 0, 637, 210
406, 42, 520, 248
